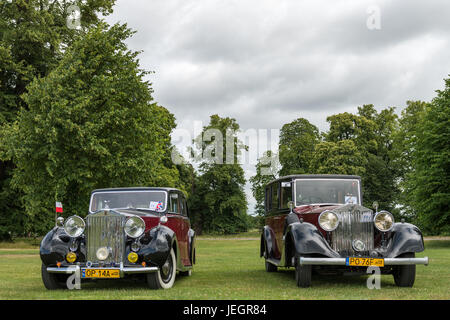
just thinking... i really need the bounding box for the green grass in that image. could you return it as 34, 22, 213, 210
0, 239, 448, 300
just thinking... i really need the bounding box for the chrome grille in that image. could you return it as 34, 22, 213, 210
86, 211, 125, 264
331, 204, 374, 256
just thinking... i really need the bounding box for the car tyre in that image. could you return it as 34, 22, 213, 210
147, 248, 176, 289
263, 240, 277, 272
41, 264, 67, 290
393, 252, 416, 287
295, 257, 312, 288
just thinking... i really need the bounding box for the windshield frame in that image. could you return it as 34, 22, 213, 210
89, 190, 168, 213
293, 178, 361, 206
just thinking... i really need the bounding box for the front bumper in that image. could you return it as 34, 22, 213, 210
47, 263, 159, 277
299, 256, 429, 266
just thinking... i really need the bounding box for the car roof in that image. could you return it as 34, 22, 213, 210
267, 174, 361, 185
91, 187, 180, 194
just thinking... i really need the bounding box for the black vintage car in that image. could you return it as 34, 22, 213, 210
40, 187, 195, 290
261, 175, 429, 287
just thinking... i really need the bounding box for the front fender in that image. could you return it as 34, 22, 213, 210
40, 227, 86, 266
137, 225, 176, 268
384, 223, 425, 258
286, 222, 340, 258
261, 226, 278, 259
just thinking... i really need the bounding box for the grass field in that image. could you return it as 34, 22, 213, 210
0, 238, 448, 300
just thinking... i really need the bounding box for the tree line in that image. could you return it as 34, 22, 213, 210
0, 1, 448, 239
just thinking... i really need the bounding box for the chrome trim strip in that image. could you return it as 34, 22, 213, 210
299, 257, 429, 266
47, 266, 159, 275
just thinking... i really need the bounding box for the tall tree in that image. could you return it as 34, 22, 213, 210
391, 100, 428, 219
310, 140, 367, 176
408, 77, 450, 234
190, 115, 249, 234
278, 118, 320, 176
324, 106, 399, 211
0, 0, 116, 239
1, 23, 179, 235
249, 150, 279, 218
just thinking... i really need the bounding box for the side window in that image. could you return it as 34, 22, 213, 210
169, 193, 180, 213
271, 183, 279, 210
265, 187, 271, 213
180, 196, 188, 216
280, 181, 293, 209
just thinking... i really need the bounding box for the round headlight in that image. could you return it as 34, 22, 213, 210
124, 216, 145, 238
318, 210, 339, 232
64, 215, 85, 238
374, 211, 394, 232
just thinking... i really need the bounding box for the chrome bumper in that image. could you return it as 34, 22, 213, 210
47, 264, 159, 277
299, 257, 429, 266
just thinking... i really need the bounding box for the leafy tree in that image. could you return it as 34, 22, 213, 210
189, 115, 249, 234
278, 118, 319, 176
310, 140, 367, 176
1, 23, 179, 235
249, 150, 279, 219
391, 101, 428, 219
0, 0, 116, 239
408, 78, 450, 234
324, 106, 400, 211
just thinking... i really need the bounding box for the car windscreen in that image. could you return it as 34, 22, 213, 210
90, 191, 167, 212
295, 179, 360, 206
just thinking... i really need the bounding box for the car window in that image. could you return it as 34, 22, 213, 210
271, 183, 279, 210
280, 181, 292, 209
180, 197, 188, 216
169, 193, 180, 213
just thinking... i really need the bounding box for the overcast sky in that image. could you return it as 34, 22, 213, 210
105, 0, 450, 214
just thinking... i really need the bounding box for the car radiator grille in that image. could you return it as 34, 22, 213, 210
86, 211, 125, 264
331, 205, 374, 256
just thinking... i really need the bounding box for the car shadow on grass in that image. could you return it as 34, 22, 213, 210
266, 267, 397, 289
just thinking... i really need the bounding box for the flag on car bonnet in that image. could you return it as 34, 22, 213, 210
56, 202, 63, 213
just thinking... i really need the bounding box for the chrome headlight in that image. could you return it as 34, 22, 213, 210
318, 210, 339, 232
64, 215, 85, 238
124, 216, 145, 238
374, 210, 394, 232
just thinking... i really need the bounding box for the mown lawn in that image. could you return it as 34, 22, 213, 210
0, 239, 448, 300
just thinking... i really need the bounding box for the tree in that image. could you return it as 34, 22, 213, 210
278, 118, 319, 176
0, 0, 116, 239
324, 106, 400, 211
408, 77, 450, 234
391, 101, 428, 219
310, 140, 367, 176
189, 115, 249, 234
1, 23, 180, 235
249, 150, 279, 219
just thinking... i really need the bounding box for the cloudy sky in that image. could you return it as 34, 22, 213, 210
105, 0, 450, 213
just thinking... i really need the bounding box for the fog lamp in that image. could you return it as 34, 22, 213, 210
128, 252, 138, 264
96, 247, 109, 261
66, 252, 77, 263
352, 239, 365, 252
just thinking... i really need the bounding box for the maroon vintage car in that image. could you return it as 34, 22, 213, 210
40, 187, 195, 289
260, 175, 428, 287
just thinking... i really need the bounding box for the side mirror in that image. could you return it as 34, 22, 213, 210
372, 201, 379, 213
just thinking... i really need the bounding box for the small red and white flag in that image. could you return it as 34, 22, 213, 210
56, 202, 63, 213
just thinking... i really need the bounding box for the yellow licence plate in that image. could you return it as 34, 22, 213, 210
81, 269, 120, 278
346, 257, 384, 267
